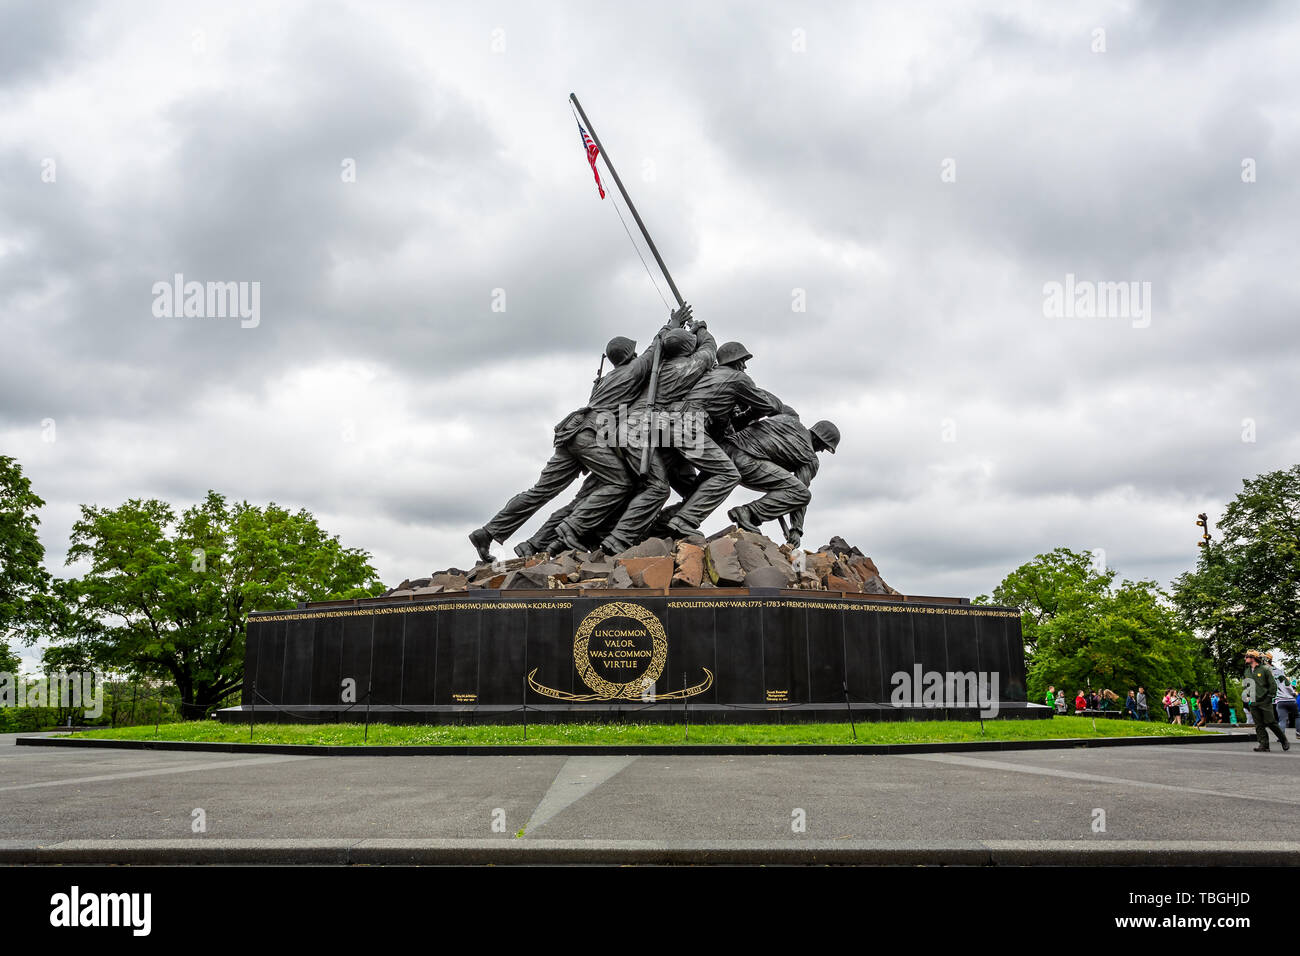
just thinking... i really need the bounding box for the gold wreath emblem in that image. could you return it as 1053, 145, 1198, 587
525, 601, 714, 702
573, 601, 667, 699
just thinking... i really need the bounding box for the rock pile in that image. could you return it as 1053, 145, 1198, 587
383, 528, 898, 598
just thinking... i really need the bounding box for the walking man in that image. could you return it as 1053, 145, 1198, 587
1136, 686, 1149, 721
1243, 649, 1290, 752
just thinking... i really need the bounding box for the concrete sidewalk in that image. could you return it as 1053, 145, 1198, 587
3, 838, 1298, 866
3, 733, 1296, 864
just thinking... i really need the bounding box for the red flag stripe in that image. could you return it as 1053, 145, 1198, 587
577, 124, 605, 199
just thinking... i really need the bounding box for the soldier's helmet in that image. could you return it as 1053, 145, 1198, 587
810, 420, 841, 453
605, 336, 637, 365
716, 341, 753, 366
661, 328, 697, 358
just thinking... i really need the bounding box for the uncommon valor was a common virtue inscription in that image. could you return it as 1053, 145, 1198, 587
529, 601, 713, 702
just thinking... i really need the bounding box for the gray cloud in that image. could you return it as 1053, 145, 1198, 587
0, 0, 90, 85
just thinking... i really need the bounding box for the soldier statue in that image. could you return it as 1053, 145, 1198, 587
468, 302, 840, 561
725, 409, 840, 549
467, 304, 692, 562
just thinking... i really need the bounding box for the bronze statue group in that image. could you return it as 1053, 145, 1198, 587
470, 303, 840, 562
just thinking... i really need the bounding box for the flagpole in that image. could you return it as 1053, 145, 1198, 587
569, 93, 684, 309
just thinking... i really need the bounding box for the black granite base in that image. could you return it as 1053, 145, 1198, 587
218, 591, 1042, 724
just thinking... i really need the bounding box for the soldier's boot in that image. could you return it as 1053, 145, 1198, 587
553, 521, 584, 553
514, 540, 539, 558
469, 527, 495, 563
726, 504, 761, 533
1254, 745, 1271, 752
647, 502, 685, 539
666, 515, 702, 539
599, 536, 629, 557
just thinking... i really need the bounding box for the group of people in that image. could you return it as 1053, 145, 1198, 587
1154, 688, 1231, 726
1046, 687, 1105, 714
1045, 686, 1140, 717
468, 303, 841, 562
1043, 651, 1299, 754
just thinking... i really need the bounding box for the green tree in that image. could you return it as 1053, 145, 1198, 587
55, 491, 384, 717
0, 455, 53, 665
1170, 545, 1248, 696
977, 547, 1112, 657
0, 641, 19, 675
1172, 464, 1300, 697
982, 547, 1211, 704
1174, 465, 1300, 669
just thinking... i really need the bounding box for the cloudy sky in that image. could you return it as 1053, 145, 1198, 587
3, 0, 1298, 656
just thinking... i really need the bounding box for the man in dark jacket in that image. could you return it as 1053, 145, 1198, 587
724, 411, 840, 548
468, 306, 690, 561
1243, 649, 1290, 752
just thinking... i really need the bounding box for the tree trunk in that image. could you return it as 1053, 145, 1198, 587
174, 676, 194, 721
192, 682, 234, 720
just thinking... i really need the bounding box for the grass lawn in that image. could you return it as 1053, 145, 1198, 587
65, 715, 1217, 747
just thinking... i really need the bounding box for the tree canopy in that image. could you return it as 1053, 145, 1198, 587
0, 455, 53, 666
53, 491, 384, 715
1172, 465, 1300, 674
980, 547, 1212, 702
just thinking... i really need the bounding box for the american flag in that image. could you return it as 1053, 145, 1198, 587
577, 123, 605, 199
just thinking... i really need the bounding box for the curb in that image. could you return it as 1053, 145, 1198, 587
15, 730, 1255, 757
0, 838, 1296, 866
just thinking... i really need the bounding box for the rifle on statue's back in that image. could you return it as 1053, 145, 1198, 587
639, 302, 694, 473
